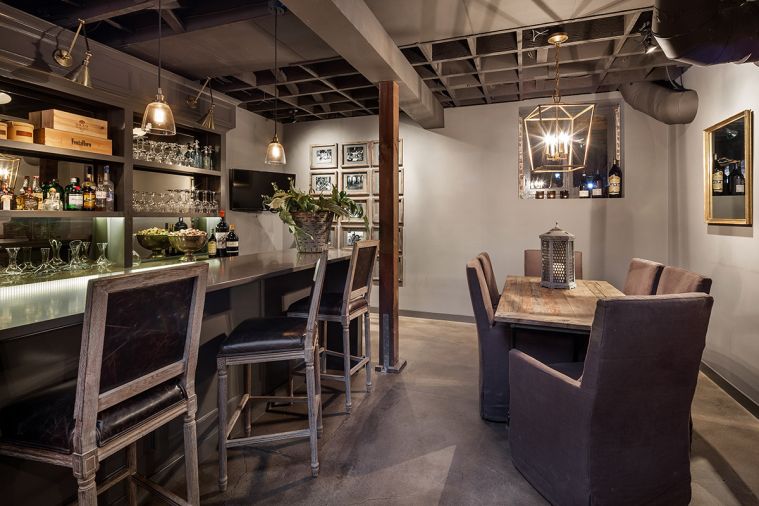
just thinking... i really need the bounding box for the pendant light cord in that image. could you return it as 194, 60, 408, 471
552, 41, 561, 103
158, 0, 162, 90
274, 7, 278, 136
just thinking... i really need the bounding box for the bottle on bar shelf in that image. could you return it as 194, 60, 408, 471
732, 160, 746, 195
31, 176, 43, 209
215, 210, 229, 257
207, 233, 217, 258
591, 171, 604, 198
65, 177, 83, 210
578, 173, 590, 198
23, 185, 38, 210
711, 154, 724, 196
16, 176, 29, 209
226, 225, 239, 256
174, 217, 188, 231
98, 165, 115, 211
608, 159, 622, 198
1, 181, 14, 210
82, 168, 96, 211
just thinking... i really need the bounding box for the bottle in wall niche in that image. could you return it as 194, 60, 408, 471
608, 159, 622, 198
578, 173, 590, 198
65, 177, 83, 210
591, 171, 604, 198
711, 154, 724, 196
207, 233, 217, 258
215, 210, 229, 257
732, 160, 746, 195
722, 162, 732, 196
226, 224, 239, 256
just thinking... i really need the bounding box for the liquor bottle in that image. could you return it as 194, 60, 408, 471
174, 217, 188, 230
711, 154, 724, 196
31, 176, 43, 209
207, 233, 217, 258
731, 161, 745, 195
608, 159, 622, 198
82, 169, 96, 210
226, 225, 239, 256
65, 177, 83, 210
215, 210, 229, 257
43, 179, 64, 210
722, 162, 732, 196
23, 186, 38, 210
591, 171, 604, 198
578, 173, 590, 198
16, 176, 29, 210
99, 166, 115, 211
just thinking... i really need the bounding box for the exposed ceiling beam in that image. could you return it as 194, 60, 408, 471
161, 9, 185, 34
54, 0, 181, 27
282, 0, 444, 129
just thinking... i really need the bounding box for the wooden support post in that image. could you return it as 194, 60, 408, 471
376, 81, 406, 374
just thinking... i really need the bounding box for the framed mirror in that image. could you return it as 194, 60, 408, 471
704, 110, 753, 225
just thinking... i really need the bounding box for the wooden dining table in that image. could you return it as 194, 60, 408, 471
495, 276, 624, 333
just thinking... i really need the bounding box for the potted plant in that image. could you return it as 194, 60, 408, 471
263, 180, 367, 252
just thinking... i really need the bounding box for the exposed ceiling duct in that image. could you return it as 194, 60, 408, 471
653, 0, 759, 66
619, 81, 698, 125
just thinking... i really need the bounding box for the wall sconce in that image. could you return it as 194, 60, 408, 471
53, 19, 85, 68
187, 77, 215, 130
68, 32, 92, 88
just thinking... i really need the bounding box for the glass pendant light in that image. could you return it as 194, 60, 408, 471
141, 0, 176, 136
265, 4, 286, 165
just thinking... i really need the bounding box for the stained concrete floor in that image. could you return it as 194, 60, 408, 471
172, 316, 758, 505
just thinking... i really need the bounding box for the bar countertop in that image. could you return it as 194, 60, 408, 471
0, 248, 352, 341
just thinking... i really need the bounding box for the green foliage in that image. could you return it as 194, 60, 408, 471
262, 179, 368, 235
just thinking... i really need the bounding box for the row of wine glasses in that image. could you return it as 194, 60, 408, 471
1, 239, 112, 283
132, 189, 218, 215
133, 138, 215, 170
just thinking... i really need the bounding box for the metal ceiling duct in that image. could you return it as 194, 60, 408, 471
653, 0, 759, 66
619, 81, 699, 125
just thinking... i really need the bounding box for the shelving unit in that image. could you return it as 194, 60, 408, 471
132, 211, 215, 218
0, 139, 125, 165
133, 160, 221, 178
0, 210, 123, 218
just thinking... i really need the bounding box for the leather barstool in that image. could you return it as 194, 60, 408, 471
287, 240, 378, 414
0, 263, 208, 506
217, 251, 327, 487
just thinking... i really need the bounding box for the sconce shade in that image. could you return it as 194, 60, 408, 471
68, 50, 92, 88
540, 223, 576, 289
524, 102, 595, 173
141, 89, 176, 136
265, 134, 286, 165
199, 104, 215, 130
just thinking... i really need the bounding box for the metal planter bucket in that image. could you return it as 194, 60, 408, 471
291, 210, 333, 253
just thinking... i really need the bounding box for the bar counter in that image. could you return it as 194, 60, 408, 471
0, 248, 352, 341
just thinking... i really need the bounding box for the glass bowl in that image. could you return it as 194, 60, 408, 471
168, 231, 208, 262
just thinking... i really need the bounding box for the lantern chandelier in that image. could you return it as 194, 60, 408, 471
523, 32, 595, 173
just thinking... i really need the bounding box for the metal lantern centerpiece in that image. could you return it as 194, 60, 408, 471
523, 33, 595, 173
540, 222, 576, 289
0, 153, 20, 190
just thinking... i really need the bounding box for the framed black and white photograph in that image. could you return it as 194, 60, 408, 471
342, 141, 370, 168
372, 197, 403, 224
370, 138, 403, 167
371, 226, 403, 251
310, 143, 338, 169
310, 171, 338, 194
342, 170, 370, 195
340, 226, 368, 249
345, 198, 368, 223
371, 168, 404, 195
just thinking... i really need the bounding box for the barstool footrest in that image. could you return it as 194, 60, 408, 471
226, 429, 311, 448
132, 472, 189, 506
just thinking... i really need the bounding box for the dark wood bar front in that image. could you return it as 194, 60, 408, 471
0, 249, 352, 505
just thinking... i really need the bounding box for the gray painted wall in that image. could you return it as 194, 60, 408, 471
669, 63, 759, 405
283, 91, 671, 316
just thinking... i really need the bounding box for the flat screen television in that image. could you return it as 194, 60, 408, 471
229, 169, 295, 212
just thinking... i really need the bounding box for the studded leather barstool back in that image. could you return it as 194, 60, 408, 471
288, 240, 379, 414
217, 251, 328, 486
0, 263, 208, 506
524, 249, 583, 280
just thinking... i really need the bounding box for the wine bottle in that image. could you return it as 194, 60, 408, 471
591, 171, 604, 198
215, 210, 229, 257
578, 173, 590, 198
174, 217, 188, 230
723, 162, 732, 196
712, 155, 724, 196
731, 161, 745, 195
608, 159, 622, 198
207, 234, 217, 258
226, 224, 239, 256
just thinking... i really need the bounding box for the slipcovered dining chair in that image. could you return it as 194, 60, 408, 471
622, 257, 665, 295
657, 266, 712, 294
509, 293, 714, 506
0, 263, 208, 506
524, 249, 583, 279
477, 251, 500, 308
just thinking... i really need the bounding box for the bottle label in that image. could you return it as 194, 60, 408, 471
207, 242, 217, 256
736, 184, 745, 193
579, 189, 589, 198
592, 188, 603, 197
712, 174, 723, 192
608, 175, 621, 195
96, 190, 106, 199
215, 232, 227, 250
227, 241, 239, 248
69, 194, 83, 209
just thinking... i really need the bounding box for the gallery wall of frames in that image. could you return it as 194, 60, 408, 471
309, 140, 404, 285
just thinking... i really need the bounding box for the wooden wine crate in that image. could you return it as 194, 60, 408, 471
28, 109, 108, 139
34, 128, 113, 155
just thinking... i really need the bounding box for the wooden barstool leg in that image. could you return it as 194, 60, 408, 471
243, 364, 253, 436
183, 404, 201, 506
305, 357, 319, 478
364, 312, 372, 393
217, 359, 229, 492
315, 346, 323, 437
342, 321, 352, 413
126, 443, 138, 506
320, 321, 327, 372
73, 452, 98, 506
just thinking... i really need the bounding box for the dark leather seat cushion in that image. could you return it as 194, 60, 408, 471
548, 361, 585, 380
0, 379, 185, 454
219, 317, 307, 355
287, 292, 367, 317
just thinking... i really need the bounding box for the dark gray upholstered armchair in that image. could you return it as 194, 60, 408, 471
466, 258, 511, 422
524, 249, 583, 279
657, 266, 712, 294
622, 258, 664, 295
509, 293, 714, 506
477, 252, 501, 308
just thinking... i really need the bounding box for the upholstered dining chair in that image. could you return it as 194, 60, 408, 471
0, 263, 208, 506
477, 251, 500, 308
524, 249, 583, 279
217, 251, 327, 486
288, 240, 378, 414
622, 257, 665, 295
509, 293, 714, 506
656, 266, 712, 294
